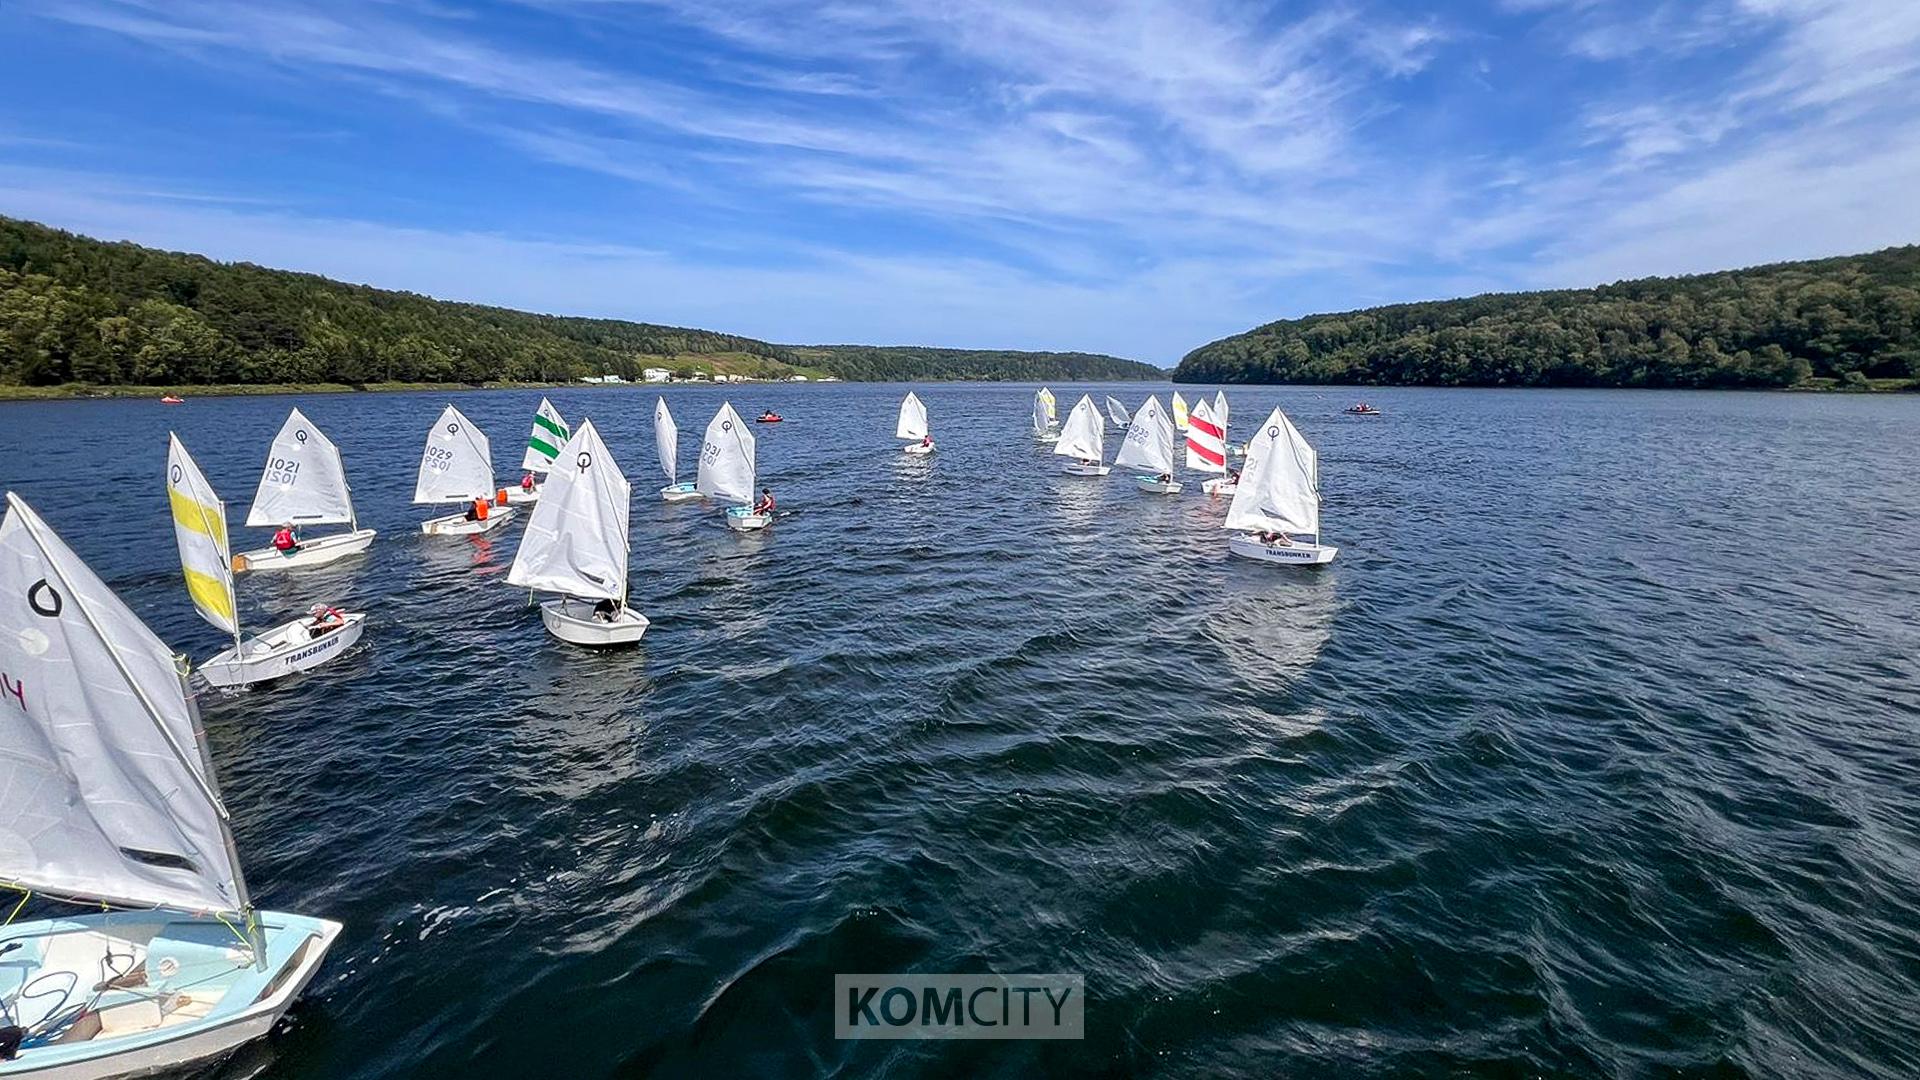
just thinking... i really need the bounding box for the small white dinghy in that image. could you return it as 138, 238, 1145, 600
1186, 398, 1236, 496
698, 402, 769, 530
1033, 387, 1060, 443
1105, 395, 1132, 429
897, 391, 935, 455
508, 398, 570, 504
507, 419, 649, 647
415, 404, 516, 535
1224, 407, 1337, 565
655, 397, 703, 502
167, 436, 365, 690
1115, 394, 1182, 494
0, 493, 341, 1079
1054, 394, 1111, 476
234, 408, 376, 572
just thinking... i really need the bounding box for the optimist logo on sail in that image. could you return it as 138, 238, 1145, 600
834, 974, 1083, 1040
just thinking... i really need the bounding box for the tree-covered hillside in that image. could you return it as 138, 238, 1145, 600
0, 216, 1155, 388
788, 345, 1160, 381
1176, 247, 1920, 389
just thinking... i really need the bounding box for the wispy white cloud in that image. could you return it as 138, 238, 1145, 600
6, 0, 1918, 359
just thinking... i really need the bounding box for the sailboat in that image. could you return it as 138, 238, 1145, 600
1115, 395, 1181, 494
655, 397, 702, 502
897, 391, 934, 455
168, 436, 365, 689
233, 408, 376, 572
415, 404, 515, 535
506, 419, 649, 646
0, 492, 342, 1076
1186, 398, 1235, 495
1054, 395, 1110, 476
508, 398, 570, 504
1032, 388, 1060, 443
1224, 407, 1337, 565
1105, 395, 1132, 428
698, 402, 767, 530
1172, 391, 1190, 432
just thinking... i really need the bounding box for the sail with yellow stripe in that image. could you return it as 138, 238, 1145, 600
166, 434, 238, 636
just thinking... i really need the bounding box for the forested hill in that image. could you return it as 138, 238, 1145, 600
788, 345, 1159, 381
1176, 247, 1920, 389
0, 216, 1153, 387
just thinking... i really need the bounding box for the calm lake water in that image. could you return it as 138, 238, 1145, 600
2, 383, 1919, 1078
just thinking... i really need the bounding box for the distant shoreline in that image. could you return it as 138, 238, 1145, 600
0, 376, 1161, 402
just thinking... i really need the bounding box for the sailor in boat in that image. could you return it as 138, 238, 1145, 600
592, 597, 624, 622
463, 497, 490, 524
520, 471, 538, 496
306, 603, 347, 638
272, 522, 301, 556
753, 487, 776, 515
920, 434, 935, 452
1258, 530, 1294, 547
1155, 471, 1172, 485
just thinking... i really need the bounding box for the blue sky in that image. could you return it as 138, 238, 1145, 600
2, 0, 1917, 363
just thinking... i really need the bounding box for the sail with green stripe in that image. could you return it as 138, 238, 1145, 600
521, 398, 571, 474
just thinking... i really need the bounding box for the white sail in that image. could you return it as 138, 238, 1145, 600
1040, 387, 1057, 421
1052, 395, 1106, 461
1214, 392, 1230, 439
1113, 395, 1175, 474
655, 397, 679, 484
0, 493, 247, 914
696, 401, 756, 504
166, 435, 237, 636
520, 398, 570, 474
507, 419, 630, 602
896, 391, 929, 441
1032, 389, 1053, 435
414, 404, 496, 504
245, 408, 355, 528
1224, 407, 1321, 536
1105, 396, 1132, 426
1185, 398, 1227, 473
1172, 391, 1190, 431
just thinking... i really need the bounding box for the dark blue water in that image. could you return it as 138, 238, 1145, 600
3, 384, 1919, 1078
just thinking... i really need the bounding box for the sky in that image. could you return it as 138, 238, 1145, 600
1, 0, 1917, 364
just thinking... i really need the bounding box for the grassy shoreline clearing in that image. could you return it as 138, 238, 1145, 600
5, 374, 1914, 403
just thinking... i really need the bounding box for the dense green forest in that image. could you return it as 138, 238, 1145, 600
1177, 247, 1920, 389
789, 345, 1159, 381
0, 216, 1154, 388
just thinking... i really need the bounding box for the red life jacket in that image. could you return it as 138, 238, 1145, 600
272, 528, 296, 551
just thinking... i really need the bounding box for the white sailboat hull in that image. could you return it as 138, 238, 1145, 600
420, 506, 517, 535
232, 528, 375, 573
1133, 476, 1182, 494
1227, 535, 1338, 565
198, 613, 365, 688
1201, 477, 1237, 496
0, 912, 340, 1080
1061, 463, 1110, 476
902, 443, 935, 456
660, 482, 703, 502
725, 507, 771, 531
539, 598, 650, 646
505, 487, 540, 505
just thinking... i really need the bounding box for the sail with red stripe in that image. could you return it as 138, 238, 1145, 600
1185, 399, 1226, 473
